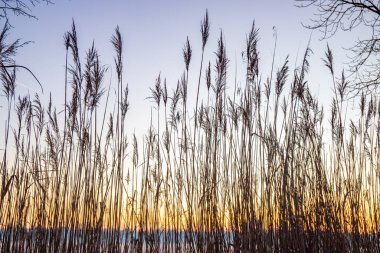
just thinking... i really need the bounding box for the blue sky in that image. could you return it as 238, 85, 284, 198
1, 0, 366, 140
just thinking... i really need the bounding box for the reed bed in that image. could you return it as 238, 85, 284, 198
1, 13, 380, 253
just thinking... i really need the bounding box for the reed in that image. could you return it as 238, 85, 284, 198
1, 12, 380, 253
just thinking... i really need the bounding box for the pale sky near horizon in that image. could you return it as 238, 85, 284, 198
1, 0, 369, 145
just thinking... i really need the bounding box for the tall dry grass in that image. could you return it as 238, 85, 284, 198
1, 12, 380, 253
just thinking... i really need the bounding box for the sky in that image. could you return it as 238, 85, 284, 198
1, 0, 369, 143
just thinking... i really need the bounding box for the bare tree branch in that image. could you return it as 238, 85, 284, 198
297, 0, 380, 93
0, 0, 52, 19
